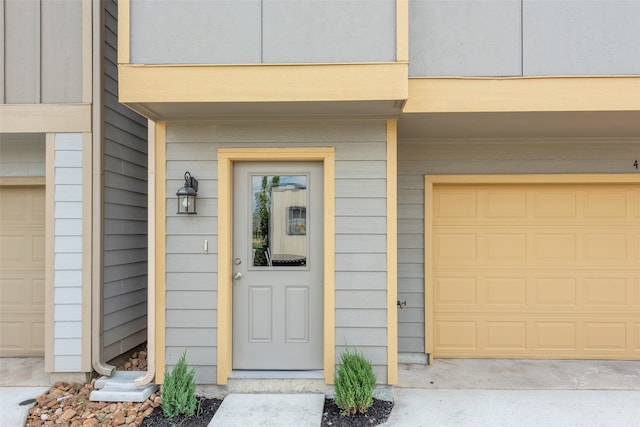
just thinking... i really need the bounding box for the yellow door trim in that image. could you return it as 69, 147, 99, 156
427, 174, 640, 185
217, 147, 336, 385
386, 120, 398, 384
424, 173, 640, 362
44, 134, 55, 371
154, 122, 167, 383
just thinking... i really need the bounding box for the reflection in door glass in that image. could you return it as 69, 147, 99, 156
251, 175, 307, 267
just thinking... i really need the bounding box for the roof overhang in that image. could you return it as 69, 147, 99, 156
400, 77, 640, 138
119, 63, 408, 120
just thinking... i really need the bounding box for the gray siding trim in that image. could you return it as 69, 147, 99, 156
164, 120, 390, 383
102, 0, 149, 363
396, 137, 640, 353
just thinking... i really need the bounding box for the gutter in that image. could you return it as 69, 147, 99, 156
91, 3, 155, 386
91, 0, 114, 377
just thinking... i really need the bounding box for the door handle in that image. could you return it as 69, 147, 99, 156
233, 272, 242, 280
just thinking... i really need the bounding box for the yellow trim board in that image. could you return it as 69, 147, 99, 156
405, 77, 640, 113
0, 104, 91, 133
44, 134, 55, 372
423, 177, 434, 362
118, 0, 130, 64
154, 122, 167, 383
119, 63, 407, 104
386, 120, 398, 384
81, 133, 92, 371
396, 0, 409, 62
217, 148, 336, 385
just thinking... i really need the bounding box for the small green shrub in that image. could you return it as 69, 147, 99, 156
334, 347, 377, 416
161, 351, 197, 418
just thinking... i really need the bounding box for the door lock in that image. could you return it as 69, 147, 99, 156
232, 272, 242, 280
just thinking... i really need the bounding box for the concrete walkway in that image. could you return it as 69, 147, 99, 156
2, 358, 639, 426
0, 358, 50, 427
209, 393, 325, 427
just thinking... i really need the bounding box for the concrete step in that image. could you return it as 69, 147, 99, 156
90, 371, 157, 402
227, 370, 331, 394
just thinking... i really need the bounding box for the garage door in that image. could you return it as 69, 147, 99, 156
426, 175, 639, 360
0, 185, 45, 356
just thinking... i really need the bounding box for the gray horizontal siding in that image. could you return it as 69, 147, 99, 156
396, 137, 640, 354
102, 0, 149, 363
52, 133, 84, 372
164, 120, 390, 383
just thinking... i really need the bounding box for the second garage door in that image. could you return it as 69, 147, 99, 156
426, 175, 639, 360
0, 185, 46, 356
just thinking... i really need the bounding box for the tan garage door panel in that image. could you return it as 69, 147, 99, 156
429, 180, 640, 359
0, 186, 45, 356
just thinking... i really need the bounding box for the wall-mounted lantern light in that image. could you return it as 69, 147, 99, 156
176, 171, 198, 215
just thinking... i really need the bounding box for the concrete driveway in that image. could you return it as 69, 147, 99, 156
2, 357, 639, 427
384, 357, 640, 427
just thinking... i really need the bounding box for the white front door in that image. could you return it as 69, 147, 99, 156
232, 162, 323, 369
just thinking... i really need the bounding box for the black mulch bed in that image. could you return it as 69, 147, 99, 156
140, 397, 223, 427
321, 398, 394, 427
139, 396, 393, 426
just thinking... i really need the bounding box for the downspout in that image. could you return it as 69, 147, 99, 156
91, 0, 114, 377
135, 121, 156, 387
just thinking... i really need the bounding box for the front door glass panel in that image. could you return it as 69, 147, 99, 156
250, 175, 308, 268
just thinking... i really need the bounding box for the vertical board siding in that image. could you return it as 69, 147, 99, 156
130, 0, 395, 64
396, 137, 640, 354
40, 0, 82, 103
409, 0, 522, 77
262, 0, 395, 63
2, 0, 82, 103
523, 1, 640, 75
102, 0, 149, 362
165, 120, 389, 383
409, 0, 640, 77
53, 133, 83, 371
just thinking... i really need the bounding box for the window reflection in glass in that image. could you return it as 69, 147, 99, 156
251, 175, 307, 267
